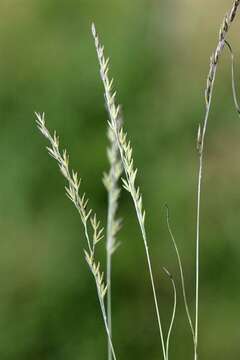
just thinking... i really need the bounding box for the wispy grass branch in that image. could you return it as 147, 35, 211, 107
165, 205, 195, 352
224, 40, 240, 114
92, 23, 167, 359
196, 2, 240, 359
162, 267, 177, 360
35, 112, 117, 360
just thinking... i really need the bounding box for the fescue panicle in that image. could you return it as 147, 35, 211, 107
104, 112, 123, 360
103, 118, 123, 255
35, 113, 91, 230
85, 251, 108, 298
35, 110, 118, 356
194, 3, 240, 359
35, 112, 107, 298
92, 23, 145, 230
92, 23, 166, 359
205, 0, 240, 106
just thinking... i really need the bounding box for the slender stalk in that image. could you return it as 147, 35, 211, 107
104, 121, 122, 360
165, 206, 195, 345
122, 159, 167, 358
225, 40, 240, 114
106, 196, 118, 360
106, 247, 112, 360
195, 64, 217, 360
85, 250, 117, 360
194, 3, 240, 359
163, 267, 177, 360
106, 188, 114, 358
95, 273, 117, 360
136, 215, 166, 360
122, 151, 166, 359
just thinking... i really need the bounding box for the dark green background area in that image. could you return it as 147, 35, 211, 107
0, 1, 240, 359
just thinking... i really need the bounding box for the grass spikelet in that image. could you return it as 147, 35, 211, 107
35, 112, 93, 250
104, 117, 123, 256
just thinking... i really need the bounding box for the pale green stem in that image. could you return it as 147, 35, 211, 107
195, 65, 217, 360
163, 269, 177, 360
96, 284, 117, 360
106, 194, 114, 360
165, 206, 195, 347
109, 118, 167, 359
132, 196, 166, 360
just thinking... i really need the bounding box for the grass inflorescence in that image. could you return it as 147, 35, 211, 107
35, 2, 240, 359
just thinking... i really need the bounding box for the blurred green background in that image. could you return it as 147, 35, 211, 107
1, 0, 240, 359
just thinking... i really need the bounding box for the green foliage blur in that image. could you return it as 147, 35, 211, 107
1, 1, 240, 359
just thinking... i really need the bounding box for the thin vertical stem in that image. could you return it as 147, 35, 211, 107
105, 123, 122, 360
165, 272, 176, 360
194, 3, 240, 356
134, 201, 166, 360
165, 206, 195, 345
195, 66, 217, 360
194, 155, 202, 360
106, 211, 113, 360
97, 283, 117, 360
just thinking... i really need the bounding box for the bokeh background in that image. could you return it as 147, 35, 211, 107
1, 0, 240, 359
